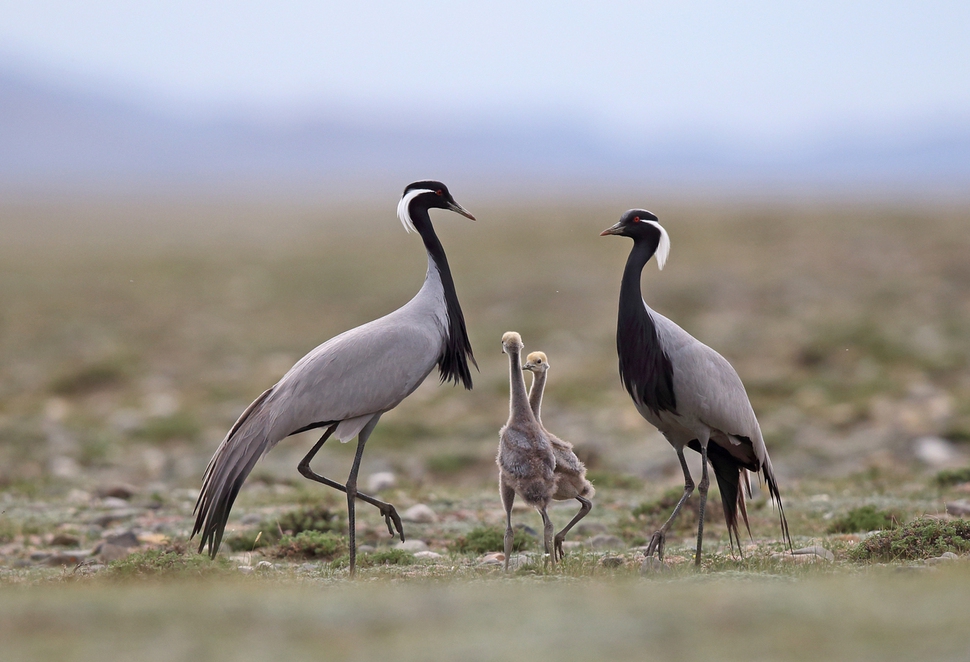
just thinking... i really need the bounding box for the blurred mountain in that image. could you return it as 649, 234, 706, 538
1, 68, 968, 197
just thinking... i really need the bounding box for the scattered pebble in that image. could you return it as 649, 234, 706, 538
366, 472, 396, 492
913, 436, 958, 467
945, 500, 970, 517
96, 484, 139, 500
394, 539, 428, 552
256, 561, 276, 571
600, 555, 625, 568
237, 565, 254, 574
479, 552, 504, 566
50, 533, 81, 547
103, 531, 140, 549
791, 545, 835, 562
925, 552, 960, 565
97, 542, 132, 563
402, 504, 437, 523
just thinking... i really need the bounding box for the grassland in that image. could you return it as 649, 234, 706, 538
1, 192, 969, 659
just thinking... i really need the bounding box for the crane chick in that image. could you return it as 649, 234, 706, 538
497, 332, 558, 570
523, 351, 594, 560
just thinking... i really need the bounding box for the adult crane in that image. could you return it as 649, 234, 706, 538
601, 209, 790, 567
192, 181, 477, 575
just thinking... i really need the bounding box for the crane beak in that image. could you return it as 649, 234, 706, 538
448, 202, 476, 221
600, 222, 623, 236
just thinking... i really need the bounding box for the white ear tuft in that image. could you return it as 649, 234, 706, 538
644, 220, 670, 270
397, 188, 433, 233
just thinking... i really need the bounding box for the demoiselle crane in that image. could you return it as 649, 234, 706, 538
497, 332, 557, 570
601, 210, 790, 567
192, 181, 477, 575
523, 351, 595, 560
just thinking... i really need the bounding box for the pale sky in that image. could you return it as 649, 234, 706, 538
1, 1, 969, 146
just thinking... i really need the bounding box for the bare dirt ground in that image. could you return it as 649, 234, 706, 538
1, 193, 969, 660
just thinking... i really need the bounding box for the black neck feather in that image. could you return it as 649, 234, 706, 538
616, 239, 676, 416
411, 205, 477, 389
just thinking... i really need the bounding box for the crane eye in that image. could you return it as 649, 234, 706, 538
633, 216, 640, 223
436, 189, 443, 196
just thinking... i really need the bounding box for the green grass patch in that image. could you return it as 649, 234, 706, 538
935, 467, 970, 488
48, 359, 131, 396
103, 549, 232, 579
827, 505, 898, 534
333, 547, 416, 569
850, 517, 970, 562
272, 531, 346, 560
449, 525, 532, 554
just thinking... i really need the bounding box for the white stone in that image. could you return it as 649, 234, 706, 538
913, 436, 958, 467
394, 539, 428, 552
401, 504, 437, 523
366, 472, 396, 492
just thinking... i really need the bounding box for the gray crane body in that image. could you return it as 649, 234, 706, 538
633, 303, 769, 479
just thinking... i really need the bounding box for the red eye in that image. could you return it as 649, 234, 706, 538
633, 216, 640, 223
436, 189, 443, 196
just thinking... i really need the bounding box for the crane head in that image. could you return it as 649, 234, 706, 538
501, 331, 523, 354
600, 209, 670, 270
523, 351, 549, 372
398, 180, 475, 233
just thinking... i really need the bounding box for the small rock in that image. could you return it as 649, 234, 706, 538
92, 509, 140, 527
945, 500, 970, 517
926, 552, 960, 565
600, 555, 625, 568
50, 533, 81, 547
237, 565, 254, 574
256, 561, 276, 571
46, 550, 90, 566
30, 551, 52, 562
96, 484, 139, 500
394, 539, 428, 552
913, 436, 958, 467
97, 543, 131, 563
366, 472, 396, 492
401, 504, 437, 523
413, 551, 443, 561
791, 545, 835, 562
103, 531, 140, 549
101, 496, 131, 509
640, 557, 668, 574
588, 534, 624, 550
479, 552, 505, 566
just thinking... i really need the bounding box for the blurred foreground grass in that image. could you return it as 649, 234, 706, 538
3, 568, 970, 661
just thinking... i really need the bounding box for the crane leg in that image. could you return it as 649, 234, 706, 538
645, 447, 694, 562
500, 476, 515, 572
297, 420, 404, 543
554, 496, 592, 561
694, 443, 710, 568
342, 414, 383, 577
539, 506, 555, 568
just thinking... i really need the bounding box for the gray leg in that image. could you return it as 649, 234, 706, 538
344, 414, 381, 577
297, 422, 404, 541
501, 476, 516, 572
539, 507, 555, 568
694, 443, 710, 568
645, 447, 694, 561
554, 496, 592, 561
